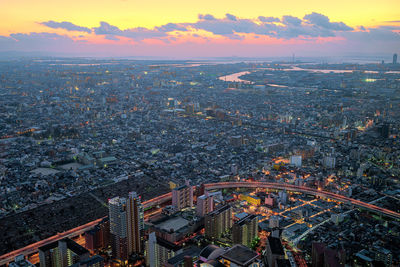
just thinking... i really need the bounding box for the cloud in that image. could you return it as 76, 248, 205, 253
10, 32, 72, 44
225, 13, 237, 21
104, 35, 120, 41
2, 13, 399, 57
340, 26, 400, 42
156, 23, 187, 32
38, 13, 356, 42
282, 16, 302, 26
0, 32, 81, 53
258, 16, 280, 23
40, 21, 91, 33
303, 12, 353, 31
332, 26, 400, 54
93, 22, 169, 40
189, 13, 354, 39
198, 14, 216, 20
191, 16, 277, 37
93, 21, 122, 35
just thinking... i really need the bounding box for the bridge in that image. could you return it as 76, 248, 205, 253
1, 182, 399, 265
204, 181, 400, 220
0, 192, 173, 266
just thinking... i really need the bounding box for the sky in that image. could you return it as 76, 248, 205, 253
0, 0, 399, 59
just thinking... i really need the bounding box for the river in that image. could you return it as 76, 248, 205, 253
218, 67, 400, 86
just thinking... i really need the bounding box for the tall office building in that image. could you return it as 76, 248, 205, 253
59, 239, 90, 267
127, 192, 144, 255
145, 232, 183, 267
85, 218, 110, 253
393, 53, 398, 64
147, 233, 157, 267
172, 181, 193, 211
39, 238, 90, 267
232, 214, 258, 247
39, 242, 61, 267
109, 196, 128, 261
265, 236, 285, 267
205, 205, 232, 239
196, 192, 214, 217
109, 192, 144, 261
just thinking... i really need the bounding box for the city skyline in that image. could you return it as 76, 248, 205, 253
0, 0, 399, 58
0, 56, 399, 266
1, 1, 400, 266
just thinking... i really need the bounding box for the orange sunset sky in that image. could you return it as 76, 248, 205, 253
0, 0, 399, 58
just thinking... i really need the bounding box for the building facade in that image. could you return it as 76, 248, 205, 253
232, 214, 258, 247
204, 205, 232, 239
172, 182, 193, 211
196, 192, 214, 217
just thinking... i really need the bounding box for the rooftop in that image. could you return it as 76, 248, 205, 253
236, 214, 257, 226
221, 245, 258, 266
166, 247, 201, 266
9, 255, 35, 267
156, 216, 189, 232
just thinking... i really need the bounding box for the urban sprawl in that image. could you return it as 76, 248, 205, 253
1, 56, 400, 267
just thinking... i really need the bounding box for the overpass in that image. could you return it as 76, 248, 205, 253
1, 182, 399, 265
204, 181, 400, 220
0, 217, 105, 266
0, 192, 173, 266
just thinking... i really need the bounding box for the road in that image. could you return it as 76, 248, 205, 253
2, 182, 399, 265
0, 217, 105, 266
204, 182, 400, 219
0, 192, 172, 266
291, 196, 387, 245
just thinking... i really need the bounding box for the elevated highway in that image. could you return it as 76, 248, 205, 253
1, 182, 398, 266
0, 192, 172, 266
204, 181, 400, 220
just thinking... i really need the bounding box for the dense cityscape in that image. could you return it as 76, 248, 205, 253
0, 55, 400, 267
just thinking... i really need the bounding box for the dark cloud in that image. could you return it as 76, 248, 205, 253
0, 32, 78, 52
1, 23, 400, 57
192, 16, 276, 36
303, 12, 353, 31
190, 13, 352, 39
258, 16, 280, 23
41, 21, 91, 33
156, 23, 187, 32
282, 16, 302, 26
340, 26, 400, 42
5, 13, 398, 53
93, 22, 122, 35
104, 35, 120, 41
10, 32, 72, 42
225, 13, 237, 21
93, 22, 168, 40
198, 14, 216, 20
124, 27, 168, 39
38, 13, 357, 42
